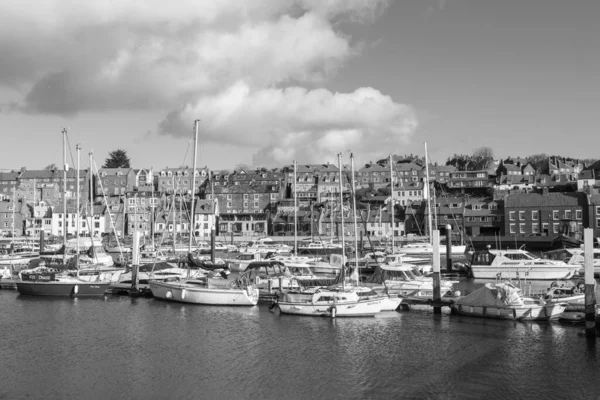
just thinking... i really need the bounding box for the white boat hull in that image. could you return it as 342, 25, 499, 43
452, 302, 566, 321
470, 266, 577, 280
398, 245, 466, 256
149, 280, 259, 306
277, 298, 382, 317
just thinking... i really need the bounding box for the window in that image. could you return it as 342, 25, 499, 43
254, 194, 259, 200
270, 193, 277, 200
227, 194, 232, 200
564, 210, 572, 219
553, 210, 559, 220
509, 224, 516, 234
532, 224, 539, 234
519, 211, 525, 220
254, 201, 259, 208
596, 206, 600, 215
227, 202, 232, 208
542, 222, 549, 232
243, 194, 248, 199
576, 210, 582, 220
489, 204, 497, 210
243, 202, 248, 208
553, 223, 559, 234
519, 223, 525, 234
509, 211, 515, 221
532, 211, 538, 220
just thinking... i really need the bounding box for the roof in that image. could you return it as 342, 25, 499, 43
504, 192, 585, 208
194, 199, 214, 213
19, 169, 86, 179
0, 171, 20, 181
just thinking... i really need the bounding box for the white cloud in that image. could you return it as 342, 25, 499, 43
160, 82, 417, 166
1, 0, 416, 166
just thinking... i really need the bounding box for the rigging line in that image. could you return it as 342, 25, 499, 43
64, 132, 76, 173
93, 159, 124, 258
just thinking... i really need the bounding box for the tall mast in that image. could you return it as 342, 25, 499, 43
338, 153, 346, 289
389, 154, 395, 253
11, 183, 15, 244
151, 166, 155, 250
89, 151, 95, 262
350, 153, 359, 286
189, 120, 199, 253
293, 160, 297, 256
424, 142, 433, 245
62, 128, 67, 265
76, 145, 80, 270
171, 175, 176, 255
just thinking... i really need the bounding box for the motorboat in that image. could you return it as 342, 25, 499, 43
149, 272, 259, 306
239, 261, 301, 301
451, 282, 566, 321
362, 263, 457, 301
397, 241, 467, 256
542, 248, 600, 277
468, 248, 580, 280
273, 286, 382, 317
225, 253, 262, 272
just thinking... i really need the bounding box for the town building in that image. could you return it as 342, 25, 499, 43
156, 166, 208, 195
96, 168, 135, 198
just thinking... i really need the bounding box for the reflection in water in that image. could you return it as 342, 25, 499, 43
0, 284, 599, 400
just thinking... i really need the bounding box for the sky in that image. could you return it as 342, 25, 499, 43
1, 0, 599, 171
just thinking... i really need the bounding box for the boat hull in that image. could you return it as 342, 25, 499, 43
452, 303, 566, 321
16, 281, 109, 296
470, 266, 576, 280
149, 281, 259, 306
277, 298, 382, 317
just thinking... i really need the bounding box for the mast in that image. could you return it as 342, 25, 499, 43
189, 120, 199, 253
338, 153, 346, 289
350, 153, 359, 286
76, 145, 80, 271
89, 151, 95, 262
62, 128, 67, 265
151, 166, 155, 250
11, 183, 15, 245
424, 142, 433, 245
171, 175, 176, 255
293, 160, 297, 256
389, 154, 395, 252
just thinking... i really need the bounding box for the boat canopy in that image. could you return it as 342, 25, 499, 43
455, 283, 524, 307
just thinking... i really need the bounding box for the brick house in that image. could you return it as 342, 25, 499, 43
156, 166, 208, 195
463, 198, 504, 236
0, 199, 25, 236
18, 168, 89, 204
96, 168, 135, 198
503, 191, 587, 238
0, 171, 21, 201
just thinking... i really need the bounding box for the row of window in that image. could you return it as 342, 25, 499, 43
509, 210, 583, 221
509, 223, 573, 234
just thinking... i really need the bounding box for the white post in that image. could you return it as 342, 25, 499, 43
76, 145, 80, 272
584, 228, 597, 337
432, 229, 441, 314
62, 128, 68, 265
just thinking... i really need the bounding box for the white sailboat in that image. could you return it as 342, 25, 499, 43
149, 120, 258, 306
275, 153, 383, 317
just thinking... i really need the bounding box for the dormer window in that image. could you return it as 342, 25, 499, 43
184, 171, 189, 176
167, 171, 172, 176
215, 175, 221, 180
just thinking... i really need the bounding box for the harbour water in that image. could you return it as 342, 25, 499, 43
1, 279, 600, 400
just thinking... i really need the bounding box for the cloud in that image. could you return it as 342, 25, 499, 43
1, 0, 416, 165
159, 81, 417, 166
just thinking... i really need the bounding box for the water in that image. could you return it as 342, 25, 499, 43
1, 280, 600, 400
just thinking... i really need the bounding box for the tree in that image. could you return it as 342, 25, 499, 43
472, 146, 494, 170
103, 149, 131, 168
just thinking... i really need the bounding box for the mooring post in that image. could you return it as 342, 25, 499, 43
39, 230, 45, 252
583, 229, 597, 337
445, 224, 452, 273
210, 226, 216, 263
432, 230, 441, 314
130, 230, 140, 295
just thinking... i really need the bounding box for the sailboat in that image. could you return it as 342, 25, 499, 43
16, 130, 110, 297
149, 120, 259, 306
397, 143, 466, 256
274, 154, 383, 317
